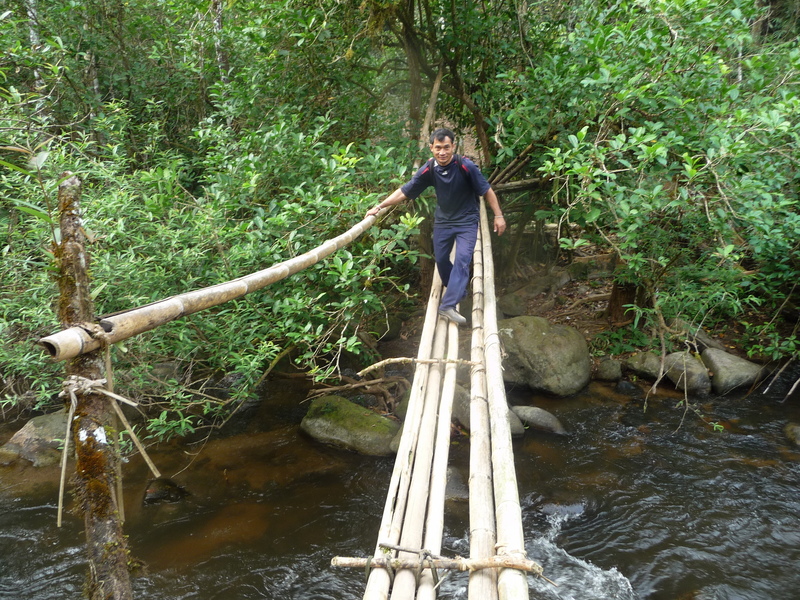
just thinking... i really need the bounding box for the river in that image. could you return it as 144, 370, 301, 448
1, 377, 799, 599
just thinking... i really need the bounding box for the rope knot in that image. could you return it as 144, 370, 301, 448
59, 375, 107, 399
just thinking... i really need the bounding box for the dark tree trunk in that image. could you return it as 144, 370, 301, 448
606, 281, 639, 326
56, 174, 133, 600
403, 23, 423, 141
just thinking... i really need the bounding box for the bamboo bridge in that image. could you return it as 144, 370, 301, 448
38, 176, 542, 600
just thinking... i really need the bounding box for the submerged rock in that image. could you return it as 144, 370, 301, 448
784, 423, 800, 447
511, 406, 567, 436
143, 478, 189, 505
300, 395, 400, 456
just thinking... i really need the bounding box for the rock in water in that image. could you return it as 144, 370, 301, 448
498, 316, 591, 397
785, 423, 800, 447
143, 478, 189, 504
511, 406, 567, 436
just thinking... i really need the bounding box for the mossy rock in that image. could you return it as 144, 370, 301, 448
301, 395, 400, 456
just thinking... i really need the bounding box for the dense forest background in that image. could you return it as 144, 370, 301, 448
1, 0, 798, 439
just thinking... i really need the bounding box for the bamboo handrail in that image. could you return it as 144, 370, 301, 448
37, 212, 386, 361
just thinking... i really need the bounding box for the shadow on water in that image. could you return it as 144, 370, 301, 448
2, 377, 800, 599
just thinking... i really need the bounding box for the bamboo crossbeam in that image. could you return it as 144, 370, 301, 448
332, 555, 544, 576
38, 213, 384, 361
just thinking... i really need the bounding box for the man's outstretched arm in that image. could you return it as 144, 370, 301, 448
365, 188, 408, 218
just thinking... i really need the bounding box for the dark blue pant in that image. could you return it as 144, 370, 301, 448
433, 222, 479, 310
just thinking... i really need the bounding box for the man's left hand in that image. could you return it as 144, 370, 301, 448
494, 216, 507, 235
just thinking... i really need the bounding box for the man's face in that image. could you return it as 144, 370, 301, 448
429, 137, 455, 166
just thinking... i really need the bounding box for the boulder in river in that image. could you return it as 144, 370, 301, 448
451, 384, 525, 437
664, 351, 711, 397
498, 316, 591, 397
511, 406, 567, 436
300, 395, 400, 456
701, 348, 767, 396
784, 423, 800, 447
0, 409, 66, 467
624, 352, 662, 380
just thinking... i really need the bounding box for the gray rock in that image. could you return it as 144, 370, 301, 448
498, 316, 591, 397
300, 395, 400, 456
624, 352, 663, 380
0, 409, 67, 467
784, 423, 800, 446
445, 467, 469, 502
497, 292, 528, 317
440, 384, 525, 437
511, 406, 567, 435
451, 385, 471, 429
507, 408, 526, 437
701, 348, 767, 395
664, 351, 711, 397
595, 357, 623, 381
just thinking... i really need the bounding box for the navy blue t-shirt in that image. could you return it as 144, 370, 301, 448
401, 156, 491, 226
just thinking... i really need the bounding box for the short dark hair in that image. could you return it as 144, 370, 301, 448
430, 128, 455, 145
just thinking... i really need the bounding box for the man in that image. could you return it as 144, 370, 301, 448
365, 128, 506, 325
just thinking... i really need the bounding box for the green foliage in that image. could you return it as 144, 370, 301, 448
3, 0, 800, 440
590, 324, 654, 357
500, 0, 800, 355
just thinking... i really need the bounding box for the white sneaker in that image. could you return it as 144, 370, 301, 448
438, 308, 467, 326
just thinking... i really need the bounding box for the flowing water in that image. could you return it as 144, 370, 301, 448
1, 378, 799, 600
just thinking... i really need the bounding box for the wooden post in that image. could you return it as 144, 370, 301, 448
55, 173, 133, 600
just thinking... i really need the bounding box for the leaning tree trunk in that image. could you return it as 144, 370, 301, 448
55, 174, 133, 600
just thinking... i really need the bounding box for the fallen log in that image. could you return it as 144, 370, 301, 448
55, 173, 133, 600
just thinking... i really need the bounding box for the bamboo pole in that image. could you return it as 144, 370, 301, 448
388, 317, 448, 600
38, 213, 385, 362
363, 276, 443, 600
480, 202, 529, 600
467, 222, 499, 600
416, 317, 460, 600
